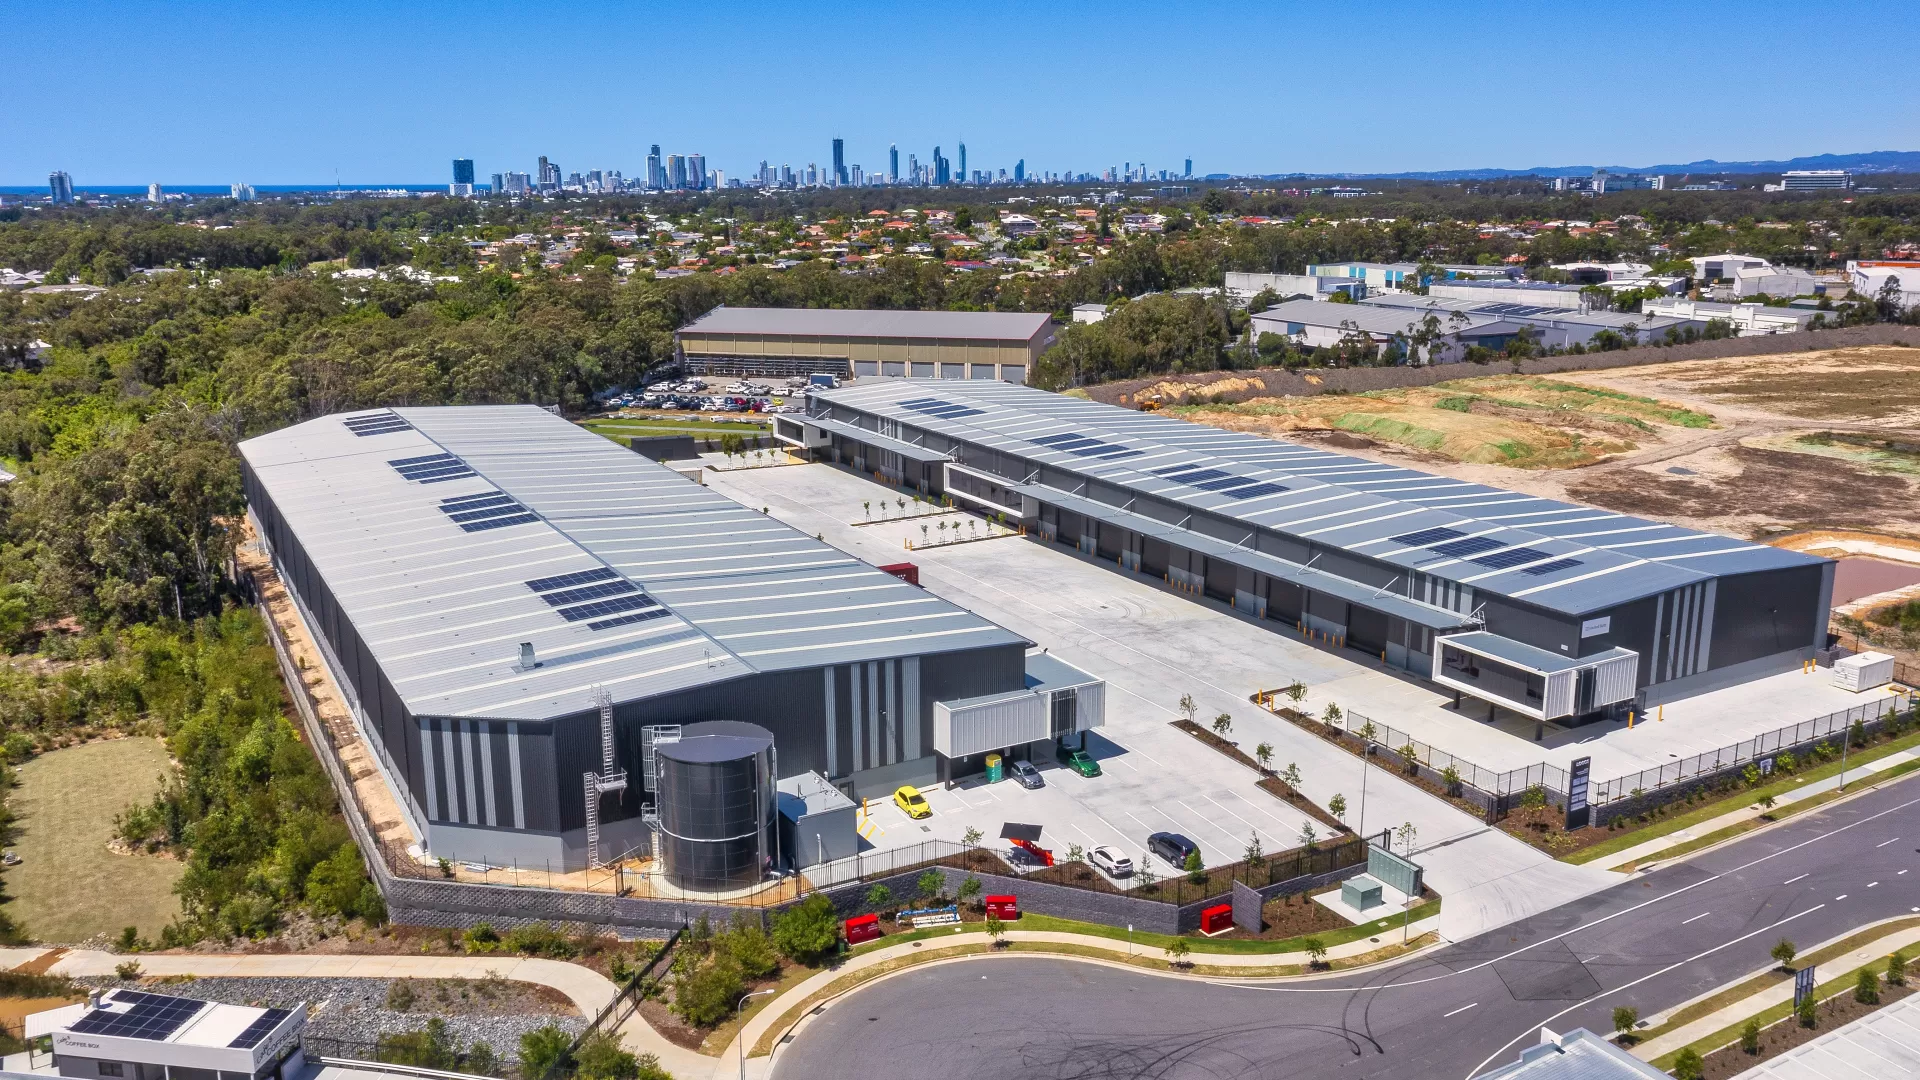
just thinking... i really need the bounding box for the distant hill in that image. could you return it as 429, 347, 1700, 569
1263, 150, 1920, 182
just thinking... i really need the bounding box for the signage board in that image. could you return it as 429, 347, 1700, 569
1580, 617, 1611, 638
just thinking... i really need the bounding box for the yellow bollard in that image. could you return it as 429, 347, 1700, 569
1658, 705, 1664, 722
1628, 711, 1635, 729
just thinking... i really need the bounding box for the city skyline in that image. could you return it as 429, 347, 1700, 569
5, 1, 1918, 185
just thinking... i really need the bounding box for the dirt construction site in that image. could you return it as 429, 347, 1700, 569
1139, 344, 1920, 666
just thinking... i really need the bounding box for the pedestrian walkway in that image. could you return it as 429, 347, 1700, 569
1631, 921, 1920, 1062
1586, 749, 1920, 872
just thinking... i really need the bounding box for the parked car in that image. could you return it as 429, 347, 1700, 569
1089, 845, 1132, 877
1010, 759, 1044, 789
893, 785, 932, 819
1056, 743, 1102, 777
1147, 831, 1197, 868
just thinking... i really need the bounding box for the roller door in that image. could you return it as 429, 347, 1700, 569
1142, 538, 1170, 576
1204, 557, 1236, 601
1097, 521, 1126, 560
1348, 605, 1389, 655
1267, 579, 1302, 622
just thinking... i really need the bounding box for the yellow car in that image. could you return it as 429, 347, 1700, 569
893, 785, 932, 819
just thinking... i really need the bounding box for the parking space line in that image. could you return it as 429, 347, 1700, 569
1175, 800, 1244, 851
1201, 792, 1261, 834
1223, 788, 1294, 829
1681, 912, 1712, 925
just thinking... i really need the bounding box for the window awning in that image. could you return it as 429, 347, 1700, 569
1005, 479, 1476, 631
804, 415, 953, 463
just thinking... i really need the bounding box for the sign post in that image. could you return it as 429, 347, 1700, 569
1794, 965, 1817, 1010
1564, 756, 1592, 831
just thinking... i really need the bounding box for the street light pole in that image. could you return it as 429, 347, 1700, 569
737, 988, 777, 1080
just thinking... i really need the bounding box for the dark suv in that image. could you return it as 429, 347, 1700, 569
1147, 832, 1198, 868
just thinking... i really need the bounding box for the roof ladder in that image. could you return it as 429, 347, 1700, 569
583, 686, 630, 870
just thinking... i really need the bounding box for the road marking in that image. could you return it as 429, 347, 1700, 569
1176, 800, 1244, 849
1224, 787, 1294, 828
1442, 1003, 1478, 1018
1877, 837, 1901, 848
1201, 792, 1261, 832
1460, 904, 1828, 1080
1901, 870, 1910, 876
1071, 823, 1101, 846
1836, 894, 1849, 901
1869, 882, 1879, 888
1125, 811, 1156, 835
946, 788, 975, 810
1110, 756, 1140, 773
1681, 912, 1712, 925
1783, 874, 1808, 885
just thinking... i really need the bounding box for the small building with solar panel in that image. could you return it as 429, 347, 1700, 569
784, 381, 1833, 725
238, 405, 1102, 876
23, 987, 306, 1080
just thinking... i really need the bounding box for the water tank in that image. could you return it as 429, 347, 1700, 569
654, 721, 776, 891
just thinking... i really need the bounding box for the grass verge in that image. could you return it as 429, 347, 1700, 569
1649, 946, 1915, 1070
1010, 904, 1440, 955
1565, 726, 1920, 865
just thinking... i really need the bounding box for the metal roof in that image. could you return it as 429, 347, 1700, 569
1470, 1028, 1671, 1080
239, 405, 1024, 723
1440, 631, 1635, 674
679, 305, 1053, 342
814, 382, 1826, 617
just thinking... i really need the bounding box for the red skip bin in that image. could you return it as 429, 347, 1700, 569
1199, 903, 1233, 935
844, 913, 881, 945
984, 895, 1020, 920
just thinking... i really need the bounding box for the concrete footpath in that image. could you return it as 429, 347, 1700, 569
1631, 921, 1920, 1062
1585, 748, 1920, 872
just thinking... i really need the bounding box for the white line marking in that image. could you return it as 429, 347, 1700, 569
1442, 1002, 1478, 1018
1202, 792, 1261, 832
1681, 912, 1712, 925
1901, 870, 1910, 876
1784, 874, 1808, 885
1461, 904, 1828, 1080
1836, 894, 1849, 900
1869, 882, 1879, 888
1877, 837, 1901, 848
1071, 824, 1100, 845
1224, 787, 1294, 828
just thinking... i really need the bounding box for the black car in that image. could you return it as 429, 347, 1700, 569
1147, 831, 1198, 868
1009, 759, 1044, 789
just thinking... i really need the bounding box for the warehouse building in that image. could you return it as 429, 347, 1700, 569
675, 306, 1055, 382
794, 381, 1833, 724
239, 405, 1101, 874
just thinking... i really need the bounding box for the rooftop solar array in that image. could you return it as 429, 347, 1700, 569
238, 405, 1024, 721
1029, 432, 1143, 460
69, 989, 207, 1041
229, 1007, 293, 1050
900, 397, 985, 420
390, 452, 478, 485
342, 411, 412, 437
816, 380, 1826, 616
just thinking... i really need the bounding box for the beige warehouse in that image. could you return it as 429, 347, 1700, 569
676, 307, 1055, 383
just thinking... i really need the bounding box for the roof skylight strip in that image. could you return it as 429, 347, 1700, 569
389, 453, 457, 467
587, 608, 674, 632
459, 512, 538, 531
557, 594, 658, 622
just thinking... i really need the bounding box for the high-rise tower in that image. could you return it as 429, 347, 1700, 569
832, 137, 846, 187
889, 144, 899, 184
49, 171, 74, 204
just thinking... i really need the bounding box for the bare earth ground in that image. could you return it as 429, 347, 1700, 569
3, 737, 183, 944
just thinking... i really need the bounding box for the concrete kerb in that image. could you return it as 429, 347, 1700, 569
738, 918, 1450, 1070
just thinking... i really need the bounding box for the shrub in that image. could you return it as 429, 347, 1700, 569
1740, 1017, 1761, 1054
116, 926, 141, 953
503, 922, 578, 959
1520, 784, 1547, 810
1857, 967, 1880, 1004
1440, 765, 1462, 794
573, 1030, 640, 1080
714, 916, 779, 981
114, 960, 142, 981
770, 894, 839, 964
1797, 997, 1817, 1028
672, 956, 745, 1026
1771, 938, 1797, 968
1611, 1006, 1638, 1035
1889, 951, 1907, 987
518, 1025, 574, 1079
377, 1017, 458, 1071
864, 884, 894, 914
462, 922, 502, 954
386, 979, 417, 1011
1672, 1047, 1703, 1080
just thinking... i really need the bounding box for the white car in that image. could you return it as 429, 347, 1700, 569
1090, 845, 1133, 878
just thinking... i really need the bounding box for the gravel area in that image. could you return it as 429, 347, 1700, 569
80, 976, 586, 1057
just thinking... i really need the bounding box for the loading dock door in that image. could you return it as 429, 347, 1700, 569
1348, 605, 1390, 655
1097, 521, 1126, 561
1267, 579, 1303, 622
1056, 510, 1083, 547
1142, 538, 1170, 577
1204, 558, 1236, 601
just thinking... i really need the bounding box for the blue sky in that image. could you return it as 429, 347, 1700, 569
5, 0, 1916, 185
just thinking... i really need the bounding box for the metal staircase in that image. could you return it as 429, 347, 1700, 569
583, 687, 630, 870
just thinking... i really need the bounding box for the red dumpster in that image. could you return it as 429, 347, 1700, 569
1199, 903, 1233, 935
844, 913, 881, 945
984, 895, 1020, 920
879, 562, 920, 586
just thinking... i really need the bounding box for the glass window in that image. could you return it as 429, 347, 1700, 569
99, 1064, 125, 1078
1441, 645, 1543, 706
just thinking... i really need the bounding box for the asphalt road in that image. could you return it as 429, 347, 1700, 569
774, 773, 1920, 1080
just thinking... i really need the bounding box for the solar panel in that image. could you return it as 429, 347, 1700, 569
460, 512, 538, 531
526, 567, 620, 593
441, 491, 513, 508
540, 580, 638, 606
442, 494, 516, 513
229, 1008, 293, 1050
558, 594, 658, 622
446, 503, 526, 524
1470, 546, 1552, 570
1519, 558, 1584, 577
345, 413, 412, 437
69, 990, 207, 1041
390, 453, 457, 467
588, 608, 674, 631
900, 398, 984, 419
1151, 464, 1204, 476
1191, 475, 1258, 492
1030, 433, 1092, 447
417, 470, 477, 484
1389, 527, 1466, 547
396, 462, 469, 479
1220, 482, 1290, 500
1429, 536, 1503, 558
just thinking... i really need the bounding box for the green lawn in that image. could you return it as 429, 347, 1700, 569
1565, 726, 1920, 866
3, 738, 183, 943
854, 900, 1441, 957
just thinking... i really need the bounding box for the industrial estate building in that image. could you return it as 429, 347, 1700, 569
239, 405, 1102, 875
786, 381, 1832, 723
675, 306, 1054, 382
1251, 293, 1702, 361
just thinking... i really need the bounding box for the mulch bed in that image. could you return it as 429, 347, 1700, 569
1497, 803, 1615, 856
1232, 891, 1353, 941
1693, 980, 1913, 1079
1253, 778, 1355, 839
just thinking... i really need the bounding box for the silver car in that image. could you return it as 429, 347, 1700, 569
1090, 845, 1132, 877
1010, 759, 1044, 789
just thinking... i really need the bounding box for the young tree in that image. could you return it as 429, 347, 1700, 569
1440, 764, 1462, 795
1166, 937, 1191, 967
1255, 742, 1274, 772
1298, 822, 1318, 850
1304, 938, 1328, 970
918, 869, 946, 903
865, 884, 894, 915
1889, 951, 1908, 987
1328, 793, 1347, 824
958, 875, 983, 908
1395, 821, 1419, 851
1178, 694, 1198, 724
1671, 1047, 1703, 1080
984, 913, 1006, 948
1797, 996, 1818, 1028
1740, 1018, 1761, 1055
1285, 681, 1307, 704
1280, 762, 1302, 793
1243, 831, 1264, 869
1183, 848, 1207, 884
1772, 938, 1798, 969
1322, 703, 1343, 729
961, 825, 983, 851
1066, 843, 1086, 864
1611, 1006, 1639, 1036
1212, 713, 1233, 737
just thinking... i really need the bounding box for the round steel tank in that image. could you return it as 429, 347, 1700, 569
654, 721, 776, 891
